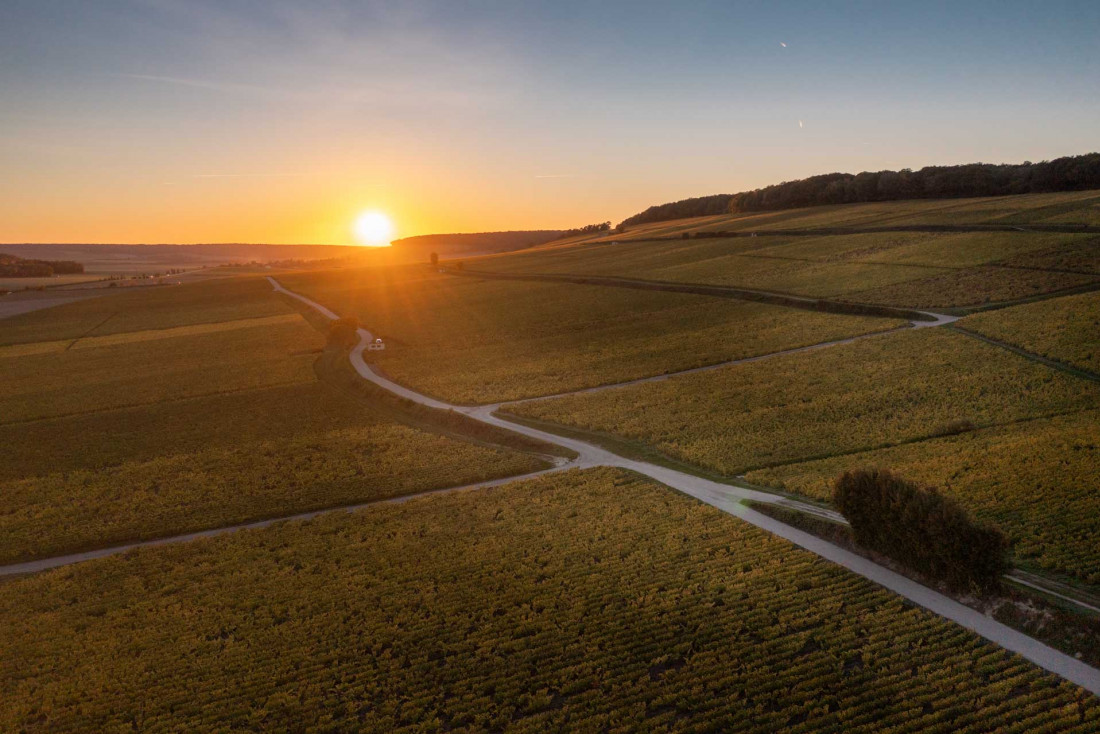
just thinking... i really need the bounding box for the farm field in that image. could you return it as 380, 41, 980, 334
846, 266, 1097, 310
0, 275, 546, 563
1000, 237, 1100, 273
746, 409, 1100, 583
280, 267, 904, 403
0, 392, 544, 564
0, 276, 292, 347
476, 229, 1100, 308
606, 190, 1100, 240
959, 290, 1100, 374
3, 468, 1097, 733
0, 314, 322, 423
509, 327, 1100, 475
0, 274, 105, 291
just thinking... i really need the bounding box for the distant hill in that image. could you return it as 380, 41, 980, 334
0, 251, 84, 277
390, 231, 562, 257
0, 244, 365, 274
620, 153, 1100, 228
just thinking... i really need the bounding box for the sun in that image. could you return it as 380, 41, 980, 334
353, 211, 394, 247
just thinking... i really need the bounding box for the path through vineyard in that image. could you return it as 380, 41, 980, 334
1, 276, 1096, 696
269, 276, 1100, 696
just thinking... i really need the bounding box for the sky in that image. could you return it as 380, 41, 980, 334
1, 0, 1098, 245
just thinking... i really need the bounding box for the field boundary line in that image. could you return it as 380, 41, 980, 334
0, 465, 571, 577
442, 267, 942, 323
948, 324, 1100, 383
496, 324, 910, 407
0, 377, 317, 428
265, 276, 1100, 695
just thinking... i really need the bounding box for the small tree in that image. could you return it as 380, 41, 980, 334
833, 468, 1008, 594
430, 252, 438, 266
327, 316, 360, 349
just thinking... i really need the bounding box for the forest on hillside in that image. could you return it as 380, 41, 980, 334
391, 230, 563, 255
620, 153, 1100, 227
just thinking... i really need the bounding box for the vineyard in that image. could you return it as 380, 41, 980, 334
0, 315, 323, 423
615, 190, 1100, 238
510, 327, 1100, 475
960, 291, 1100, 374
0, 276, 291, 347
0, 411, 544, 564
474, 220, 1099, 308
846, 266, 1098, 309
2, 468, 1096, 732
0, 276, 549, 563
746, 409, 1100, 583
280, 268, 901, 403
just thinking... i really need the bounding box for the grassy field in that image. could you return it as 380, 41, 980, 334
280, 267, 903, 403
0, 275, 547, 562
510, 328, 1100, 474
746, 410, 1100, 583
960, 290, 1100, 374
3, 468, 1096, 733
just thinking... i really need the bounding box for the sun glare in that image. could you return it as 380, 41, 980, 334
353, 211, 394, 247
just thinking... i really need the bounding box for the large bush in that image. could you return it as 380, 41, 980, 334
327, 316, 360, 349
833, 468, 1008, 593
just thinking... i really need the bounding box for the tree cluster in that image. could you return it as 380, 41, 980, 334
561, 222, 612, 237
327, 316, 361, 349
0, 253, 84, 277
619, 153, 1100, 227
833, 468, 1008, 594
619, 195, 733, 228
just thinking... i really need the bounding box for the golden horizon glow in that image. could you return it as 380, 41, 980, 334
353, 211, 395, 247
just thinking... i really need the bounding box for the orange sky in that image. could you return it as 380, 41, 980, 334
3, 2, 1098, 245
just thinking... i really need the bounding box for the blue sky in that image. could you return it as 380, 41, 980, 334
1, 0, 1097, 243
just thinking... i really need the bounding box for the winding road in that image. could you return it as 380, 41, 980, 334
1, 275, 1095, 697
268, 276, 1099, 695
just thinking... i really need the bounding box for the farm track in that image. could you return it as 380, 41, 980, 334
0, 465, 566, 577
4, 276, 1097, 697
445, 267, 943, 323
265, 277, 1100, 696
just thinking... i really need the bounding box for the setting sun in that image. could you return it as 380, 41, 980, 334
353, 211, 394, 247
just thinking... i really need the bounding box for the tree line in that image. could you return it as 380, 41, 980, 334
561, 221, 612, 237
0, 253, 84, 277
619, 153, 1100, 228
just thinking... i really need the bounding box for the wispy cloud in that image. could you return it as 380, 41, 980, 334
192, 173, 303, 178
113, 73, 279, 97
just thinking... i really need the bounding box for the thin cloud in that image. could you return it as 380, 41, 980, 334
192, 173, 303, 178
113, 73, 278, 96
534, 174, 579, 179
